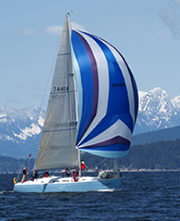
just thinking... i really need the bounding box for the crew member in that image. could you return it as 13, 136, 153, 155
81, 160, 86, 176
21, 167, 27, 183
73, 171, 78, 182
44, 170, 49, 177
34, 171, 39, 179
65, 168, 71, 177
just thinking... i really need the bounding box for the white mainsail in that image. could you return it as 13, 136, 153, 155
34, 15, 78, 170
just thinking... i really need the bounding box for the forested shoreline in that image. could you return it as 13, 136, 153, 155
1, 139, 180, 174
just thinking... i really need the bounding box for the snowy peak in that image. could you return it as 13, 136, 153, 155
171, 95, 180, 108
139, 87, 172, 112
134, 88, 180, 134
0, 106, 45, 143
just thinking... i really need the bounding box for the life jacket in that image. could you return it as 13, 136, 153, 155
44, 172, 49, 177
13, 178, 16, 184
73, 173, 77, 182
81, 161, 86, 170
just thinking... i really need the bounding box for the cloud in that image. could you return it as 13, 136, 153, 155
158, 8, 178, 29
46, 25, 63, 35
172, 0, 180, 6
158, 0, 180, 39
19, 22, 86, 36
46, 22, 86, 36
19, 29, 38, 35
71, 22, 86, 31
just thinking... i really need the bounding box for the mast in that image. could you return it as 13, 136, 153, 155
67, 13, 81, 175
67, 12, 78, 128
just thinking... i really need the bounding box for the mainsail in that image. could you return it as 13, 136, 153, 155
34, 14, 138, 171
34, 15, 78, 170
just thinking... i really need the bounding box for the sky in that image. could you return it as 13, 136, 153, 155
1, 0, 180, 110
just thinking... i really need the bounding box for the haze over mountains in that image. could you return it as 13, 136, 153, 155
0, 87, 180, 158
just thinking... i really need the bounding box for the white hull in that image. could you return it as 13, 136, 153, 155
14, 176, 121, 193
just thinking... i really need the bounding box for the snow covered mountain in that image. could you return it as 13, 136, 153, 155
0, 106, 45, 158
134, 87, 180, 135
0, 87, 180, 158
0, 105, 45, 143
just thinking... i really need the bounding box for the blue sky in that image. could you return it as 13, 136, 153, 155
1, 0, 180, 110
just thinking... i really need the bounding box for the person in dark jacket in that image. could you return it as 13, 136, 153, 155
30, 170, 34, 181
21, 167, 27, 183
34, 171, 39, 179
44, 170, 49, 177
65, 168, 71, 177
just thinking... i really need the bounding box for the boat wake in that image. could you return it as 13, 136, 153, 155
96, 188, 116, 192
0, 190, 14, 194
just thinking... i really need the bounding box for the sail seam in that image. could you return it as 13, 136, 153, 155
43, 128, 76, 133
57, 52, 71, 56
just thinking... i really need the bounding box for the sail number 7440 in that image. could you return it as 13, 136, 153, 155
53, 86, 69, 92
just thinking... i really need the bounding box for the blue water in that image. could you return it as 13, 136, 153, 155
0, 172, 180, 220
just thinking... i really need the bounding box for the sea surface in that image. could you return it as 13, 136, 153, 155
0, 172, 180, 221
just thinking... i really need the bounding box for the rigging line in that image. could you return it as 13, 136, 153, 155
93, 158, 107, 168
39, 35, 61, 110
16, 167, 22, 183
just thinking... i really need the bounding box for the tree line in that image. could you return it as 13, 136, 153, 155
0, 139, 180, 174
83, 139, 180, 171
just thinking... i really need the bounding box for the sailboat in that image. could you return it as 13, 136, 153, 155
14, 13, 138, 193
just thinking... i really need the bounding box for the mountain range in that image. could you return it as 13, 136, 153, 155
0, 87, 180, 158
134, 87, 180, 134
0, 106, 45, 158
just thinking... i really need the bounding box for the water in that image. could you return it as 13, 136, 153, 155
0, 172, 180, 220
